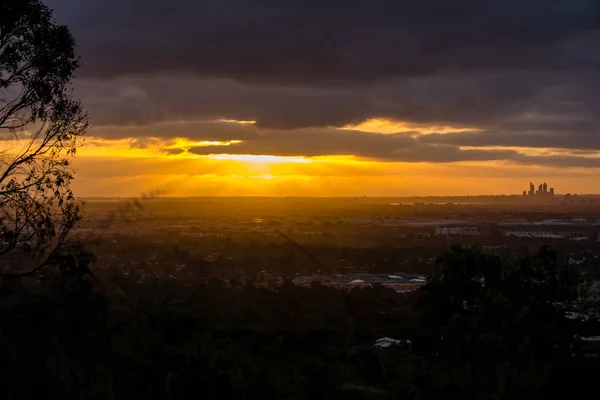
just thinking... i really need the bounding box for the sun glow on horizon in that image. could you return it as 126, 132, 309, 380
65, 121, 600, 198
205, 154, 312, 163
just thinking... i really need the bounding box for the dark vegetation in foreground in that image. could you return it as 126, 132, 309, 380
1, 246, 599, 400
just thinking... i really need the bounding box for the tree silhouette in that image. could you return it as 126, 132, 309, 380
419, 246, 584, 397
0, 0, 87, 277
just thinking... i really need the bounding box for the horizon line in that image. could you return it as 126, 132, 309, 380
77, 194, 596, 200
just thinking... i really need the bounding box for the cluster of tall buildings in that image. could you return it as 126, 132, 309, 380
523, 182, 554, 197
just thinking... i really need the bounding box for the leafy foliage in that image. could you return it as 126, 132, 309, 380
420, 246, 586, 398
0, 0, 87, 276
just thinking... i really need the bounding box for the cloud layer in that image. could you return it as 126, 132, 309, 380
42, 0, 600, 169
48, 0, 600, 83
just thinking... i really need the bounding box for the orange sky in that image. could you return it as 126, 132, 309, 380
64, 119, 600, 197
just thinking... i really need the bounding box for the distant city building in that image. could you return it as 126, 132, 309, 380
524, 182, 555, 198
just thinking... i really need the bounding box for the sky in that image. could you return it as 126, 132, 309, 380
43, 0, 600, 197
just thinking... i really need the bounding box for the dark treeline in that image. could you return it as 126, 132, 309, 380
1, 246, 599, 399
94, 236, 443, 277
90, 230, 599, 280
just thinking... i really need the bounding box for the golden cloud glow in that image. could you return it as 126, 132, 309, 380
188, 140, 242, 147
78, 139, 165, 158
169, 139, 242, 148
79, 138, 246, 158
216, 119, 256, 125
340, 118, 479, 135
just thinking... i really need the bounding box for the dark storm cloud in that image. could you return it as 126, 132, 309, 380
184, 127, 521, 163
162, 148, 186, 156
78, 77, 371, 129
47, 0, 600, 84
89, 120, 260, 142
189, 129, 418, 159
81, 73, 600, 155
419, 130, 600, 150
43, 0, 600, 165
80, 71, 598, 130
511, 154, 600, 169
186, 132, 600, 168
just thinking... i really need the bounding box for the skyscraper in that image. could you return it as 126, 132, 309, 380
523, 182, 556, 198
